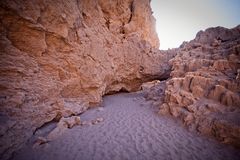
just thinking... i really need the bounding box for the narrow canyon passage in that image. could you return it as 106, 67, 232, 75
12, 93, 240, 160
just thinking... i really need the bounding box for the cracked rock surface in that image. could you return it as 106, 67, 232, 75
0, 0, 172, 159
146, 26, 240, 147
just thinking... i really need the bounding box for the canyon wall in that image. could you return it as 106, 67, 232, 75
1, 0, 239, 159
145, 25, 240, 147
0, 0, 170, 159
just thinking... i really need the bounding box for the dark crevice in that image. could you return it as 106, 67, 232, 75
159, 72, 171, 81
103, 74, 170, 96
153, 71, 171, 81
120, 26, 125, 34
128, 0, 134, 23
82, 12, 87, 20
219, 91, 226, 104
206, 85, 216, 97
157, 76, 170, 81
188, 77, 194, 92
105, 18, 110, 29
105, 87, 130, 95
33, 118, 59, 136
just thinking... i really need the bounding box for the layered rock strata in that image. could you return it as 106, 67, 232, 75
157, 26, 240, 147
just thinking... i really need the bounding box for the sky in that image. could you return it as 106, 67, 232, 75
151, 0, 240, 50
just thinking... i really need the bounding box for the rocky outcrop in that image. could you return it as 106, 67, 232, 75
1, 0, 239, 159
0, 0, 169, 159
46, 116, 81, 141
157, 26, 240, 147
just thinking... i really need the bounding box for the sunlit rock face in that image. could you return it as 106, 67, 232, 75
158, 26, 240, 147
0, 0, 167, 159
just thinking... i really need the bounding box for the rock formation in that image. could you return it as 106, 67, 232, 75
148, 26, 240, 147
1, 0, 240, 159
0, 0, 172, 159
46, 116, 81, 141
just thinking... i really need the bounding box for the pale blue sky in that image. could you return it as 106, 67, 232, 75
151, 0, 240, 49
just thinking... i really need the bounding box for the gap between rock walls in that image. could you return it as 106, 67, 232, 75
0, 0, 240, 159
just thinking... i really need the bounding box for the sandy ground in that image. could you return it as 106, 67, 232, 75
12, 92, 240, 160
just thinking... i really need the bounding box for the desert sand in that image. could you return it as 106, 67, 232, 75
12, 92, 240, 160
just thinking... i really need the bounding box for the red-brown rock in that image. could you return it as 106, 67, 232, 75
0, 0, 166, 159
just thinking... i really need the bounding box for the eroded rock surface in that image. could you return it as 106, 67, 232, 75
46, 116, 81, 141
1, 0, 239, 159
0, 0, 171, 159
155, 26, 240, 147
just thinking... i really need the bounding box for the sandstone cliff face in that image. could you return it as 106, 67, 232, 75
157, 26, 240, 147
0, 0, 166, 159
1, 0, 239, 159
